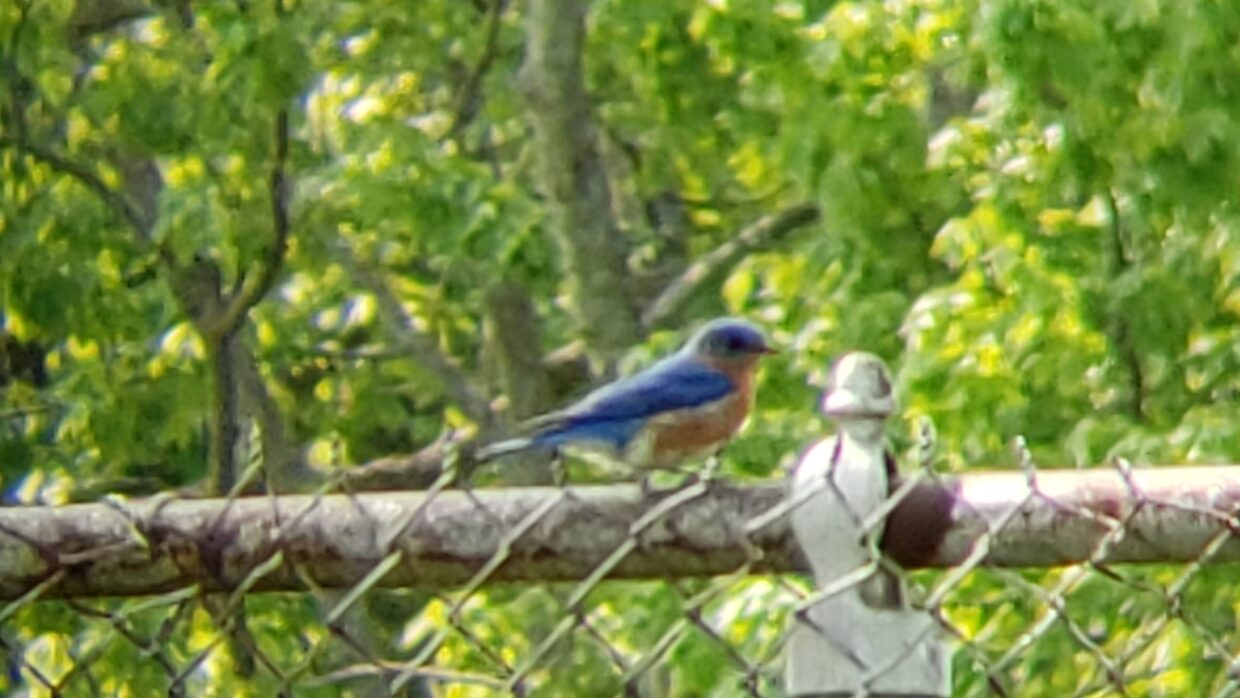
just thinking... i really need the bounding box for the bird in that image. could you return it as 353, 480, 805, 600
475, 318, 776, 478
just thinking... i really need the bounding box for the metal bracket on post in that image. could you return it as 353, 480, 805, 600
786, 352, 949, 697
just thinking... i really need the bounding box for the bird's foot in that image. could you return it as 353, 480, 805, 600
638, 469, 700, 497
677, 451, 727, 495
639, 473, 657, 498
701, 452, 724, 482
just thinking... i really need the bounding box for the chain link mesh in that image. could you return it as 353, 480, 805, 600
2, 439, 1240, 698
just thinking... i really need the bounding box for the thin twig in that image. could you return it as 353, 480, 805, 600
0, 136, 146, 234
334, 244, 493, 426
3, 0, 34, 142
1104, 190, 1145, 422
642, 203, 821, 329
447, 0, 508, 139
214, 108, 292, 336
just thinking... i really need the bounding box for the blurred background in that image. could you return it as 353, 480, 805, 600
3, 0, 1240, 695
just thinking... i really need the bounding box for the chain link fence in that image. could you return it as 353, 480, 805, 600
4, 424, 1240, 698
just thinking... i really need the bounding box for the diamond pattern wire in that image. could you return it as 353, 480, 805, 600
3, 443, 1240, 697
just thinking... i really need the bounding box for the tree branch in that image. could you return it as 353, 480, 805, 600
446, 0, 507, 139
0, 136, 147, 234
1, 125, 446, 497
207, 333, 244, 494
212, 108, 291, 338
340, 431, 461, 491
3, 0, 35, 143
236, 342, 308, 492
483, 281, 554, 420
481, 281, 556, 485
641, 203, 821, 330
5, 29, 298, 503
334, 244, 493, 427
66, 0, 152, 46
519, 0, 641, 361
185, 109, 290, 498
1104, 189, 1146, 422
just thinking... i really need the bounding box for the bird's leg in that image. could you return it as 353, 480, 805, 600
639, 470, 686, 497
679, 465, 702, 489
551, 447, 567, 487
637, 466, 698, 495
639, 472, 656, 498
699, 449, 725, 487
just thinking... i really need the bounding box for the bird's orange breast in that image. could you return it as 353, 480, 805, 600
637, 362, 757, 468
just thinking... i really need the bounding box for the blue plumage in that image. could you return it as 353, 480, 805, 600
475, 317, 773, 468
524, 357, 734, 451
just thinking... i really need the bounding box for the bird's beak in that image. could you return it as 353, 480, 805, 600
760, 345, 779, 356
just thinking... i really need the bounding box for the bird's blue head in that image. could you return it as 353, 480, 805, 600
686, 318, 776, 362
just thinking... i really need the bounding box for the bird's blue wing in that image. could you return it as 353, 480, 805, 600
568, 357, 733, 422
523, 356, 733, 450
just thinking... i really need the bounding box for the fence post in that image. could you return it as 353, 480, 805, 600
786, 352, 950, 697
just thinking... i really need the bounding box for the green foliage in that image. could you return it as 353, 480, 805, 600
4, 0, 1240, 694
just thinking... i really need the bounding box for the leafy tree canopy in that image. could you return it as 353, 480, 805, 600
3, 0, 1239, 694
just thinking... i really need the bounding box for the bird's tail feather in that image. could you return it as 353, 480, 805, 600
475, 437, 537, 462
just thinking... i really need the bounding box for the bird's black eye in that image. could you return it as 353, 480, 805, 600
710, 331, 743, 353
717, 330, 761, 355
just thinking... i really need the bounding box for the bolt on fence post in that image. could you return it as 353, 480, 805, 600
786, 352, 949, 697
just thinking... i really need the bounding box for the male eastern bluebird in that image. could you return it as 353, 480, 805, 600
476, 318, 775, 473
